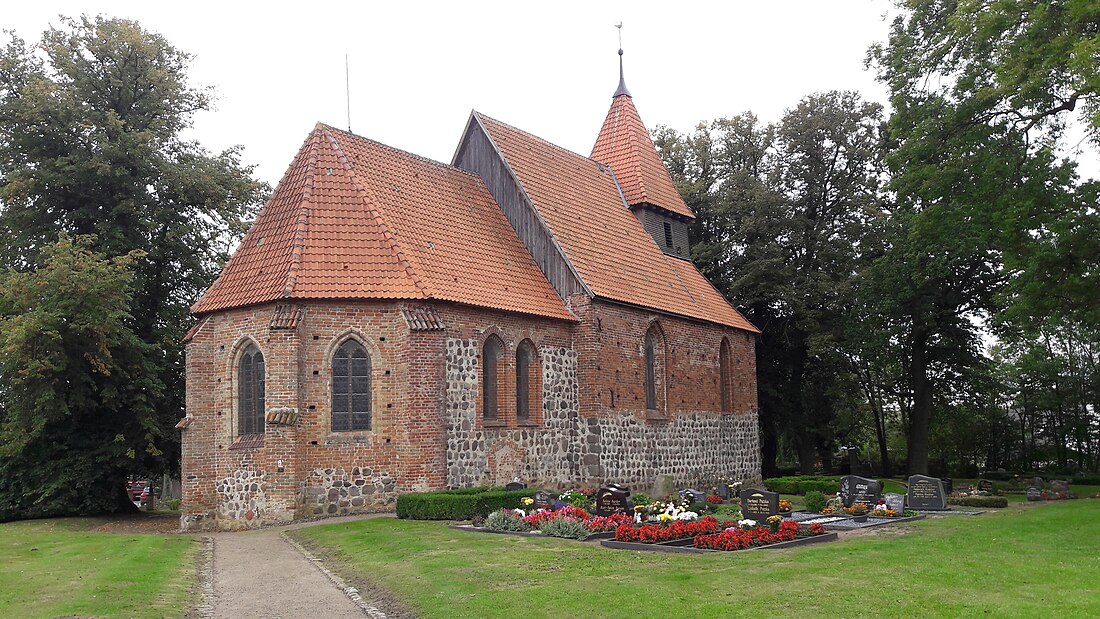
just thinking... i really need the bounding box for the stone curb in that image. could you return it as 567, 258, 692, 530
195, 536, 215, 619
280, 531, 388, 619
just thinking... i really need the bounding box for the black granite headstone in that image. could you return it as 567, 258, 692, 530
907, 475, 947, 510
884, 492, 905, 513
533, 490, 552, 510
1026, 487, 1041, 501
839, 475, 883, 507
717, 483, 730, 500
594, 485, 632, 516
940, 478, 953, 495
977, 479, 994, 493
739, 488, 779, 521
679, 488, 706, 505
504, 481, 527, 491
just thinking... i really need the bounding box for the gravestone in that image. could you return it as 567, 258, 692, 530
679, 488, 706, 505
594, 485, 632, 516
839, 475, 883, 507
716, 483, 730, 500
739, 488, 779, 521
884, 493, 905, 513
977, 479, 994, 493
533, 490, 552, 510
908, 475, 947, 510
1026, 487, 1041, 501
1049, 480, 1070, 494
504, 481, 527, 491
1031, 476, 1044, 488
940, 478, 953, 495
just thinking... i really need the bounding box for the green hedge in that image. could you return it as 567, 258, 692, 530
763, 476, 840, 495
947, 495, 1009, 508
396, 487, 537, 520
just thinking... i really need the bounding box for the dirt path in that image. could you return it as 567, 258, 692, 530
205, 515, 393, 619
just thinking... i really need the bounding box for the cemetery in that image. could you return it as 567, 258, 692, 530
399, 472, 1087, 555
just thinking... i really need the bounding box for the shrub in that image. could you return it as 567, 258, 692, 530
484, 509, 531, 532
947, 496, 1009, 508
538, 515, 590, 539
396, 487, 537, 520
632, 493, 651, 507
163, 499, 181, 511
803, 490, 827, 513
762, 476, 840, 495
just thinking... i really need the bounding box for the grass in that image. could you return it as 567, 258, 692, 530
0, 517, 198, 618
294, 500, 1100, 618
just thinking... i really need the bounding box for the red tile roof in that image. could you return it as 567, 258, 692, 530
475, 113, 757, 332
591, 94, 695, 219
192, 124, 574, 321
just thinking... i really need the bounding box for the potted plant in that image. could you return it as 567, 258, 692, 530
778, 499, 793, 515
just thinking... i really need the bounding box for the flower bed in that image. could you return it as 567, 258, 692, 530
609, 516, 830, 553
613, 516, 731, 543
480, 505, 633, 539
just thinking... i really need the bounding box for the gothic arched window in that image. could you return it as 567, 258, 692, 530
482, 335, 504, 421
238, 343, 265, 435
720, 338, 732, 413
332, 339, 372, 431
516, 339, 537, 422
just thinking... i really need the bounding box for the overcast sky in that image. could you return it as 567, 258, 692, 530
7, 1, 903, 186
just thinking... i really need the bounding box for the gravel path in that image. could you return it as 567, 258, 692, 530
205, 514, 394, 619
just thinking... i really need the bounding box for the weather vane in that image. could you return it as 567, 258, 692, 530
615, 22, 623, 51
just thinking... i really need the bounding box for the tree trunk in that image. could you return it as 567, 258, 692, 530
907, 324, 932, 476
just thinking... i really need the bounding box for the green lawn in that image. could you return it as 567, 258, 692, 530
0, 517, 198, 618
294, 500, 1100, 618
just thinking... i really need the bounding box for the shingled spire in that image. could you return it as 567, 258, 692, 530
590, 47, 694, 220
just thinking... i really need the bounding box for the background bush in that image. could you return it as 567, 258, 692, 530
396, 488, 537, 520
947, 496, 1009, 508
763, 476, 841, 495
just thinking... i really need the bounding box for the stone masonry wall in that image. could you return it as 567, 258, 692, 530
445, 295, 762, 491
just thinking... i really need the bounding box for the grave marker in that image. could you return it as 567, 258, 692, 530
739, 488, 779, 521
504, 481, 527, 491
977, 479, 994, 493
884, 493, 905, 513
1049, 480, 1070, 494
594, 485, 632, 516
940, 478, 953, 495
840, 475, 883, 507
907, 475, 947, 510
1026, 487, 1041, 501
679, 488, 706, 505
533, 490, 552, 510
716, 483, 730, 500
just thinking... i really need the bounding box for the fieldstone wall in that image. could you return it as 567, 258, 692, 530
216, 469, 266, 526
300, 467, 396, 516
445, 338, 759, 489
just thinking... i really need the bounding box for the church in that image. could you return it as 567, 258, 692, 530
178, 57, 761, 530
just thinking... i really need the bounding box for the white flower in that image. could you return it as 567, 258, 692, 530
738, 518, 757, 530
675, 511, 699, 521
513, 508, 525, 516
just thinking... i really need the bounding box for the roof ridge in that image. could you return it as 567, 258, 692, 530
474, 111, 597, 165
321, 128, 433, 299
280, 129, 320, 298
318, 123, 484, 181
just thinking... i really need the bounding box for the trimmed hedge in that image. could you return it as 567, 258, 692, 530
396, 487, 537, 520
763, 476, 841, 495
947, 496, 1009, 508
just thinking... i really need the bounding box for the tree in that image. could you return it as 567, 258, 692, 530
870, 0, 1100, 474
0, 16, 267, 517
657, 92, 888, 475
0, 237, 155, 518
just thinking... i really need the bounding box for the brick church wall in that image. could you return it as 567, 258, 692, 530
182, 296, 761, 530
